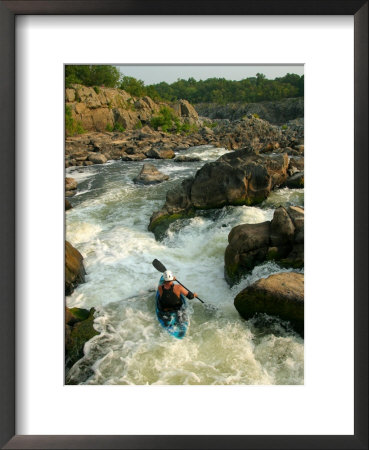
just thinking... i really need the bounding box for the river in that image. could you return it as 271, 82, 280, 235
66, 145, 304, 385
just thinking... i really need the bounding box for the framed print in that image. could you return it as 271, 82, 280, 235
1, 1, 367, 449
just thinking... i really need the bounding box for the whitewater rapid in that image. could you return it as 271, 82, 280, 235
66, 146, 304, 385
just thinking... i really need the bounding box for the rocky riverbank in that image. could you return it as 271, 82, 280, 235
195, 97, 304, 125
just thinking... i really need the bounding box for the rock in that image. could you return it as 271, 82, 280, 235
224, 206, 304, 284
121, 153, 146, 161
146, 148, 175, 159
172, 99, 199, 120
149, 149, 288, 234
284, 172, 304, 188
65, 177, 77, 197
65, 241, 86, 295
174, 155, 201, 162
294, 144, 304, 153
65, 307, 99, 371
289, 157, 304, 172
65, 177, 77, 191
270, 207, 295, 246
65, 199, 72, 210
133, 163, 169, 185
88, 153, 107, 164
195, 97, 304, 125
225, 222, 271, 281
234, 272, 304, 336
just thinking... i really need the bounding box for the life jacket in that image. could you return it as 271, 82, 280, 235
158, 284, 183, 311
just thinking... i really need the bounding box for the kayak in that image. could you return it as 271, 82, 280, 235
155, 292, 189, 339
155, 276, 189, 339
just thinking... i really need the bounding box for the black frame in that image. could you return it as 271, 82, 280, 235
0, 1, 367, 449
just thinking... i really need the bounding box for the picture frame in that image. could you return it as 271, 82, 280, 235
0, 0, 367, 449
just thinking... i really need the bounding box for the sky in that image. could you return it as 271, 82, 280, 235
116, 65, 304, 85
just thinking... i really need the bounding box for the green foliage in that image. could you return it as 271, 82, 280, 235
119, 76, 146, 97
150, 107, 198, 134
65, 65, 121, 88
65, 105, 86, 136
150, 106, 178, 132
93, 86, 100, 94
202, 121, 217, 129
113, 123, 125, 132
66, 67, 303, 105
252, 113, 260, 118
134, 120, 143, 130
106, 123, 113, 132
281, 124, 288, 130
147, 73, 304, 104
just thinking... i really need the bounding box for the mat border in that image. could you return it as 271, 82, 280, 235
1, 1, 368, 449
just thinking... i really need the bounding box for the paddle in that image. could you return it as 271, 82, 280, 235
152, 259, 208, 305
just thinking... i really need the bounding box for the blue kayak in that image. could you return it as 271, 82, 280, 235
156, 276, 189, 339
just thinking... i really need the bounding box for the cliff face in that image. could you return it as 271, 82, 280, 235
195, 97, 304, 125
66, 85, 200, 134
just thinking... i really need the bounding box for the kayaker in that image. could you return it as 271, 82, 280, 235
157, 270, 198, 311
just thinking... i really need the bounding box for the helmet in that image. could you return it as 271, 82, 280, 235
163, 270, 174, 282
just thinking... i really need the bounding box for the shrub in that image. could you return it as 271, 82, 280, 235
113, 123, 125, 132
65, 105, 86, 136
281, 124, 288, 130
93, 86, 100, 94
252, 113, 260, 119
150, 106, 177, 132
106, 123, 113, 132
134, 120, 143, 130
203, 120, 217, 129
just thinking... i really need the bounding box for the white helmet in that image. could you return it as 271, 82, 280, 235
163, 270, 174, 282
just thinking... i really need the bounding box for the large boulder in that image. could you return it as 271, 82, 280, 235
172, 99, 199, 120
149, 149, 288, 235
225, 206, 304, 284
88, 153, 107, 164
133, 163, 169, 185
65, 241, 86, 295
284, 172, 304, 188
146, 148, 175, 159
65, 307, 99, 371
234, 272, 304, 336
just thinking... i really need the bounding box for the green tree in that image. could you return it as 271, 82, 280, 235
119, 76, 146, 97
65, 65, 121, 88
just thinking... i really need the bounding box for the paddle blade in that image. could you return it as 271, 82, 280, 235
152, 259, 167, 273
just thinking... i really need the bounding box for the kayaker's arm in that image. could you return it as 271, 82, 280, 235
176, 284, 197, 299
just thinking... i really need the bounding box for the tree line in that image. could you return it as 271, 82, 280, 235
65, 65, 304, 104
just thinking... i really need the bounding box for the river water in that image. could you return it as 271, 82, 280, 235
66, 145, 304, 385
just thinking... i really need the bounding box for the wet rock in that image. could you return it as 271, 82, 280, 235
146, 148, 175, 159
149, 149, 288, 234
65, 241, 86, 295
65, 177, 77, 197
65, 307, 99, 372
174, 155, 201, 162
88, 153, 107, 164
133, 163, 169, 185
121, 153, 146, 161
225, 206, 304, 284
283, 172, 304, 188
234, 272, 304, 336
